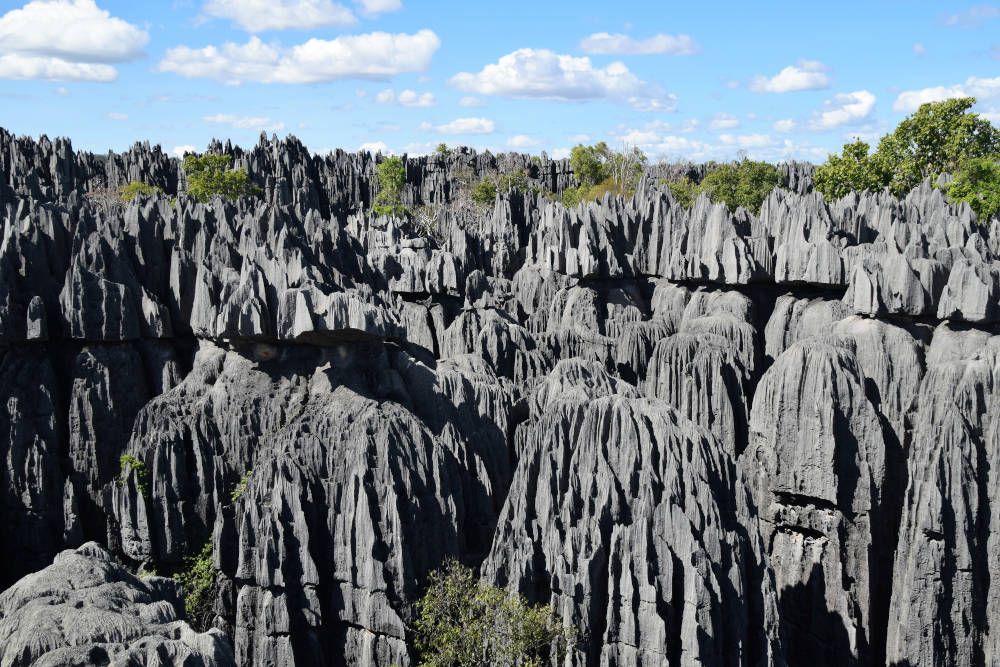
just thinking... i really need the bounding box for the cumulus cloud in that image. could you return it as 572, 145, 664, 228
810, 90, 876, 129
506, 134, 539, 148
719, 133, 772, 148
354, 0, 401, 15
172, 145, 197, 157
375, 88, 434, 107
893, 76, 1000, 112
773, 118, 796, 133
709, 113, 740, 130
420, 117, 495, 134
450, 48, 676, 111
204, 113, 285, 131
201, 0, 355, 32
943, 4, 999, 26
749, 60, 829, 93
578, 32, 698, 56
159, 29, 440, 85
359, 140, 389, 154
0, 0, 148, 81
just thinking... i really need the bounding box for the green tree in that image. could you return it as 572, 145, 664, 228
175, 541, 217, 631
119, 180, 163, 202
569, 141, 611, 187
876, 97, 1000, 195
415, 560, 575, 667
436, 143, 449, 154
813, 140, 890, 200
944, 157, 1000, 222
471, 177, 498, 207
374, 155, 408, 217
182, 154, 260, 202
663, 176, 700, 209
698, 159, 784, 212
815, 97, 1000, 200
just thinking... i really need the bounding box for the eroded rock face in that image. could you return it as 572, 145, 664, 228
0, 542, 233, 667
2, 128, 1000, 666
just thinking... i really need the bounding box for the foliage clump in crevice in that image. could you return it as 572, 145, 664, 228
118, 453, 149, 497
661, 159, 785, 213
175, 541, 217, 631
182, 154, 261, 202
119, 180, 163, 202
374, 155, 408, 217
230, 469, 252, 503
414, 559, 576, 666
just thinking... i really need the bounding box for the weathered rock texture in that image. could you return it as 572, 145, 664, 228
1, 127, 999, 666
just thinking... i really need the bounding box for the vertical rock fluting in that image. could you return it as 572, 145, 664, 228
2, 128, 1000, 666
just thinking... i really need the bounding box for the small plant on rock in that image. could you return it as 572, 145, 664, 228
119, 180, 163, 202
175, 541, 217, 631
118, 453, 149, 496
230, 469, 253, 503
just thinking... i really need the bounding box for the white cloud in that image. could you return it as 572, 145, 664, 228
201, 0, 355, 32
450, 48, 675, 111
981, 107, 1000, 123
159, 29, 440, 85
578, 32, 698, 56
0, 0, 147, 81
550, 147, 571, 159
719, 133, 773, 148
359, 140, 389, 154
709, 112, 740, 129
750, 60, 829, 93
773, 118, 796, 132
420, 117, 495, 134
506, 134, 539, 148
375, 88, 434, 107
204, 113, 285, 131
458, 95, 483, 107
913, 42, 926, 56
944, 4, 999, 26
354, 0, 401, 15
893, 76, 1000, 112
810, 90, 876, 129
107, 111, 128, 121
172, 145, 197, 157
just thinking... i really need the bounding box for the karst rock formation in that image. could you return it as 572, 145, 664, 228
0, 127, 999, 666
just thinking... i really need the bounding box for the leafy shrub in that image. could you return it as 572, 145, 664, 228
182, 154, 260, 202
662, 160, 784, 213
175, 541, 217, 631
563, 143, 647, 206
944, 157, 1000, 222
663, 176, 699, 209
118, 454, 149, 497
813, 140, 889, 200
374, 155, 408, 217
815, 97, 1000, 200
569, 141, 611, 187
471, 177, 498, 207
435, 143, 448, 154
698, 159, 785, 212
415, 560, 575, 666
230, 469, 252, 503
119, 180, 162, 202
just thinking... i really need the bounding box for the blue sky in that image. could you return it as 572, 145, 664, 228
0, 0, 998, 162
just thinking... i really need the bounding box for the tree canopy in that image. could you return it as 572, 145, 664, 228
414, 560, 575, 666
663, 159, 785, 213
373, 155, 408, 217
182, 154, 260, 202
814, 97, 1000, 220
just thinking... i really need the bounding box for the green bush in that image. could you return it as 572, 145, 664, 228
569, 142, 612, 187
119, 180, 162, 202
944, 157, 1000, 222
662, 160, 784, 213
662, 176, 700, 209
182, 154, 260, 202
815, 97, 1000, 200
374, 155, 408, 217
563, 143, 647, 206
230, 469, 252, 503
175, 541, 217, 631
415, 560, 575, 666
471, 177, 498, 207
435, 143, 448, 154
118, 454, 149, 497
